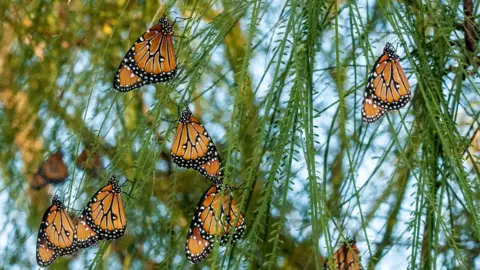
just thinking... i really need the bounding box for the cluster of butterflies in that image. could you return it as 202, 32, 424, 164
323, 240, 362, 270
35, 12, 409, 267
31, 148, 102, 190
171, 107, 246, 263
36, 15, 244, 267
362, 43, 411, 123
111, 14, 246, 264
36, 176, 126, 266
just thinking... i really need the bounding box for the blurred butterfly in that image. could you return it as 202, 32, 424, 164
30, 172, 49, 190
185, 184, 246, 263
113, 16, 177, 92
82, 176, 127, 240
324, 239, 362, 270
365, 43, 411, 111
171, 107, 221, 178
38, 150, 68, 184
75, 148, 102, 177
36, 196, 77, 267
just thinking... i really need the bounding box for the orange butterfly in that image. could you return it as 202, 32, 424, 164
113, 16, 177, 92
362, 43, 411, 123
185, 184, 246, 263
366, 43, 411, 110
82, 176, 127, 240
324, 240, 362, 270
36, 196, 77, 266
75, 148, 102, 176
38, 151, 68, 184
171, 107, 222, 181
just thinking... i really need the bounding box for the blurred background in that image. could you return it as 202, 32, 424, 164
0, 0, 479, 269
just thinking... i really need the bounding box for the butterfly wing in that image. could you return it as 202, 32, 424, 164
324, 241, 362, 270
84, 176, 127, 239
196, 157, 223, 182
171, 108, 220, 169
220, 192, 246, 244
185, 225, 214, 263
366, 43, 411, 111
36, 233, 57, 267
362, 96, 386, 123
113, 63, 149, 92
73, 214, 100, 249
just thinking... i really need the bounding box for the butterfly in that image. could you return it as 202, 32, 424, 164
365, 43, 411, 111
171, 107, 222, 180
81, 175, 127, 240
113, 16, 177, 92
38, 150, 68, 184
185, 184, 246, 263
75, 148, 102, 176
324, 240, 362, 270
36, 196, 77, 266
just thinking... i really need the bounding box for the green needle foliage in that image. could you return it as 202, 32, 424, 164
0, 0, 479, 269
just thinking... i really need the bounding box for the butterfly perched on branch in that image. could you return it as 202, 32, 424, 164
185, 184, 246, 263
362, 43, 411, 123
36, 196, 77, 267
324, 239, 362, 270
171, 107, 223, 182
113, 16, 177, 92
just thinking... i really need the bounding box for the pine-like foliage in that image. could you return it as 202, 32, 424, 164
0, 0, 479, 269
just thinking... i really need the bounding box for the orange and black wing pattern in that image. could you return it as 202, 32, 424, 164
36, 195, 77, 267
73, 214, 99, 249
113, 16, 176, 92
36, 233, 57, 267
39, 151, 68, 184
113, 64, 148, 92
185, 184, 246, 263
83, 176, 127, 239
365, 43, 410, 111
362, 96, 386, 123
324, 240, 362, 270
171, 107, 220, 170
185, 221, 214, 263
196, 157, 223, 182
